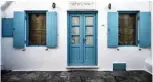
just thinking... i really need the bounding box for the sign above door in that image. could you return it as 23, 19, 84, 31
68, 1, 96, 10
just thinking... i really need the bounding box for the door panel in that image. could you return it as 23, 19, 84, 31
68, 13, 97, 66
84, 15, 96, 65
69, 14, 83, 65
70, 48, 82, 65
84, 48, 95, 65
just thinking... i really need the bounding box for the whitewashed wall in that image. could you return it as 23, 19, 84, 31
1, 0, 151, 71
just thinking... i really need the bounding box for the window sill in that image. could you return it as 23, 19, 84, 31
26, 45, 46, 47
118, 45, 138, 47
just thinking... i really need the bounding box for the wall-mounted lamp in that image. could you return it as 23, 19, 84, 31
52, 2, 56, 9
108, 3, 111, 9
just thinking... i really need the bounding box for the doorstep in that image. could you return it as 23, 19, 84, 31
66, 66, 99, 69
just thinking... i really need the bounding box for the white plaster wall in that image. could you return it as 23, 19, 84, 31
0, 2, 3, 70
1, 0, 151, 71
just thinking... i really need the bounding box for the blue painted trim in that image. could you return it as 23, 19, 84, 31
95, 12, 98, 65
67, 12, 70, 66
68, 11, 98, 14
26, 11, 47, 47
136, 12, 140, 46
118, 11, 139, 47
25, 10, 47, 13
118, 11, 139, 13
26, 12, 29, 47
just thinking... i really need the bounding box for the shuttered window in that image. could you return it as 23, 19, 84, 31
107, 11, 151, 48
13, 11, 57, 48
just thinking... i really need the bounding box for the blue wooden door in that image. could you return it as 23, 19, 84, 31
68, 12, 97, 66
83, 14, 96, 65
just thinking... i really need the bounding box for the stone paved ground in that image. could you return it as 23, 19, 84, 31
1, 70, 152, 82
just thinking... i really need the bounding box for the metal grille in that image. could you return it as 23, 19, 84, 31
119, 13, 136, 45
28, 13, 46, 45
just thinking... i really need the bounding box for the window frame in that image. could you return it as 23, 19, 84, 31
26, 10, 47, 47
118, 11, 139, 47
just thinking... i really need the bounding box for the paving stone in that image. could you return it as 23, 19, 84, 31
115, 76, 127, 81
1, 71, 152, 82
104, 76, 116, 82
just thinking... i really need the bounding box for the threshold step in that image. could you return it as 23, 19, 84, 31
66, 66, 99, 69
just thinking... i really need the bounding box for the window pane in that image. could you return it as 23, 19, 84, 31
86, 16, 93, 25
86, 36, 93, 44
72, 36, 80, 44
29, 13, 46, 45
29, 31, 42, 45
86, 27, 93, 35
119, 13, 136, 45
72, 16, 80, 25
72, 27, 80, 35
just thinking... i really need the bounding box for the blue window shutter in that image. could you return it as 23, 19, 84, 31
13, 11, 25, 48
107, 12, 118, 48
139, 12, 151, 48
2, 18, 13, 37
46, 12, 57, 48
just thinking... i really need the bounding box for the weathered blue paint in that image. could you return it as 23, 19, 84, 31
46, 12, 57, 48
2, 18, 13, 37
139, 12, 151, 48
107, 12, 118, 48
68, 11, 97, 66
13, 11, 25, 48
113, 63, 126, 71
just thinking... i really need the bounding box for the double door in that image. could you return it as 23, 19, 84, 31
68, 12, 97, 66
